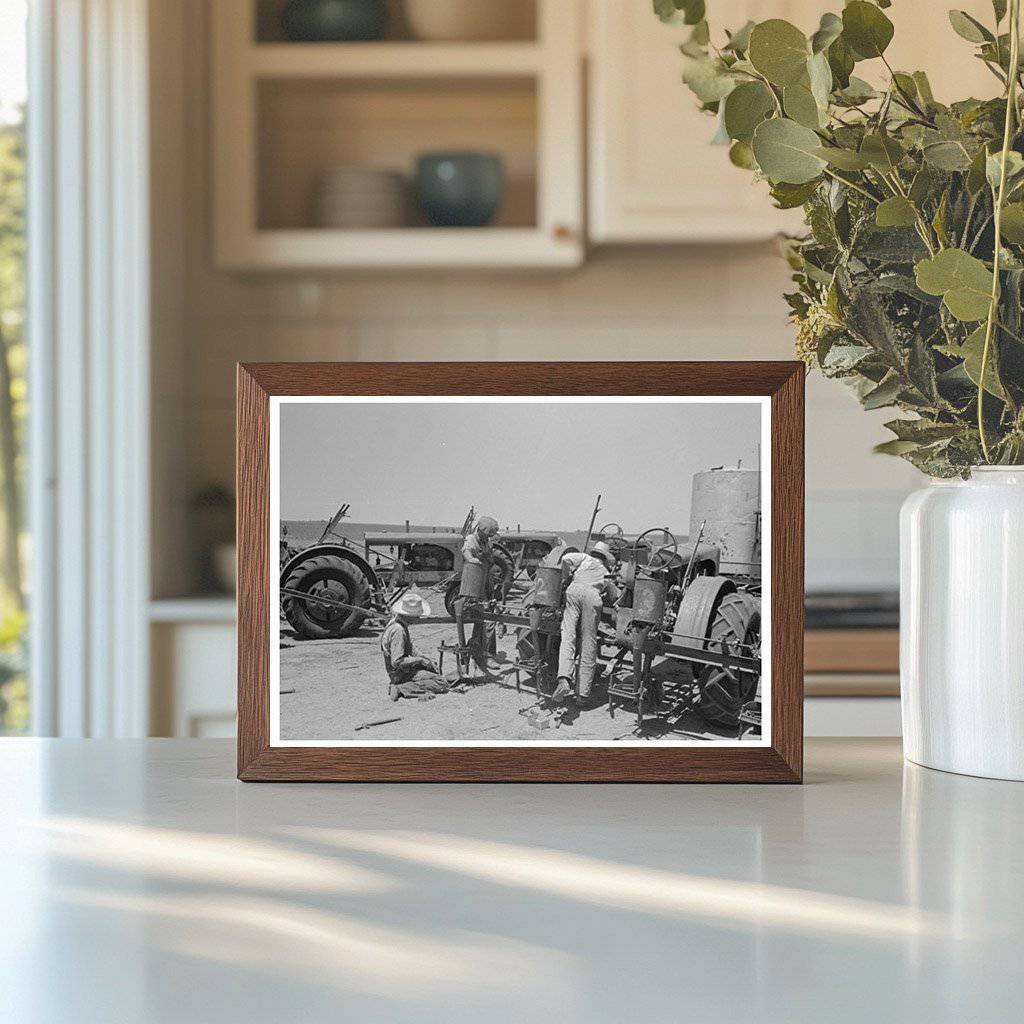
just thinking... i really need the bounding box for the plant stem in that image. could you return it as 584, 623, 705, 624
979, 0, 1021, 462
821, 167, 879, 203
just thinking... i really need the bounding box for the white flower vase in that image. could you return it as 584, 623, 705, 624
900, 467, 1024, 781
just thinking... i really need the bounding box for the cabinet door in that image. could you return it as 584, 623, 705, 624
589, 1, 815, 243
588, 1, 1003, 245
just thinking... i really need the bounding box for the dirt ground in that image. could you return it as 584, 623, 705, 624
278, 584, 746, 743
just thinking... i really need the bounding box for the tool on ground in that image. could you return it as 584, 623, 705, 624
354, 715, 403, 731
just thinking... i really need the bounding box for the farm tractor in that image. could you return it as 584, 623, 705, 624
508, 468, 763, 735
279, 504, 404, 640
279, 503, 561, 640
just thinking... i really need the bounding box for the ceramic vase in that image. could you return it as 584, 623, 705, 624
900, 467, 1024, 781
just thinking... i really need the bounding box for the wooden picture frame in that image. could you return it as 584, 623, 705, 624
237, 362, 804, 782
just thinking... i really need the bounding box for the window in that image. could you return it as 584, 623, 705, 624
0, 1, 27, 734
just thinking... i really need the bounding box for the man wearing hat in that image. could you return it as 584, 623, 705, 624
459, 514, 500, 668
380, 592, 455, 701
552, 542, 621, 706
462, 515, 499, 575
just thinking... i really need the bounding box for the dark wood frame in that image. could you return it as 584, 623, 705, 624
237, 362, 804, 782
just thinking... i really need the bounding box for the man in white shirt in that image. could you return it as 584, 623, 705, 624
552, 541, 620, 706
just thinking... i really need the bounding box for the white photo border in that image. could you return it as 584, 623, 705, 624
269, 395, 772, 748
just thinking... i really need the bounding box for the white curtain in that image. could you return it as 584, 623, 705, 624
28, 0, 150, 736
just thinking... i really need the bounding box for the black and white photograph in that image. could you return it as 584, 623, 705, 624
270, 397, 770, 746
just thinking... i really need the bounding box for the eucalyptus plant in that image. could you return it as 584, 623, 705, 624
659, 0, 1024, 475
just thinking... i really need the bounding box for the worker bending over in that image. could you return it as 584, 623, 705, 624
381, 592, 455, 701
459, 514, 500, 668
553, 541, 620, 706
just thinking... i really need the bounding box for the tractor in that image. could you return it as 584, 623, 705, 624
279, 503, 561, 640
509, 468, 763, 735
278, 504, 400, 640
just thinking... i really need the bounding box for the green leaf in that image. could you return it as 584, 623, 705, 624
874, 439, 921, 455
836, 75, 877, 105
860, 133, 905, 172
689, 20, 710, 47
915, 249, 994, 321
948, 10, 993, 44
967, 143, 993, 193
932, 190, 950, 246
815, 145, 872, 170
912, 71, 935, 105
752, 117, 827, 184
807, 51, 833, 110
958, 324, 1006, 398
875, 196, 918, 228
884, 418, 963, 443
1000, 202, 1024, 242
923, 140, 972, 171
842, 1, 894, 60
681, 55, 737, 103
770, 179, 820, 209
810, 12, 843, 54
862, 375, 902, 409
723, 81, 775, 143
724, 20, 755, 53
986, 150, 1024, 190
654, 0, 705, 25
909, 165, 936, 205
748, 19, 810, 87
728, 140, 758, 169
827, 35, 855, 89
783, 83, 822, 129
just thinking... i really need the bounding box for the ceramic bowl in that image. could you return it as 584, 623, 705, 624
315, 167, 409, 228
280, 0, 388, 42
415, 152, 505, 228
403, 0, 534, 42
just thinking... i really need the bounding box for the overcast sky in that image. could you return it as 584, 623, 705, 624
278, 399, 762, 533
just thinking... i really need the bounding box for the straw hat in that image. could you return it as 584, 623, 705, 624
392, 592, 431, 618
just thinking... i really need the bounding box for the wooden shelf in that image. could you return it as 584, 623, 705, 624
249, 42, 544, 79
218, 227, 579, 270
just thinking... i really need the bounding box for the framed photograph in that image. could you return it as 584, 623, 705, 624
237, 362, 804, 782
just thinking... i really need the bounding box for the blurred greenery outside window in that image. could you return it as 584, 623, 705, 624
0, 1, 28, 734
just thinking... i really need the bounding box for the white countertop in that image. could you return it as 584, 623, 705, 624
1, 738, 1021, 1023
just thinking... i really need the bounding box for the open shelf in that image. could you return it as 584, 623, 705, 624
249, 42, 544, 77
257, 76, 537, 232
213, 0, 581, 268
254, 0, 538, 45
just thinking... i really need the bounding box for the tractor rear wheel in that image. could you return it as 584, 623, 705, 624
444, 578, 461, 619
281, 554, 370, 639
697, 591, 761, 728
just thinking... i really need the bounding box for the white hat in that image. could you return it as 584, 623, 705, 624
591, 541, 617, 566
393, 592, 431, 618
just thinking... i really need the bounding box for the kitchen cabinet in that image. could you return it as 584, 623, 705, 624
211, 0, 583, 269
587, 0, 999, 244
588, 1, 812, 243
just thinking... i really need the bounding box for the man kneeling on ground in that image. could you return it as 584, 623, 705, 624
381, 592, 457, 701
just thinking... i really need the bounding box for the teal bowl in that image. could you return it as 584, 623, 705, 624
415, 152, 505, 228
281, 0, 388, 42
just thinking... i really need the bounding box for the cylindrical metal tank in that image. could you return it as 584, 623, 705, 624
632, 577, 667, 626
459, 559, 489, 598
534, 565, 564, 608
689, 468, 761, 577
